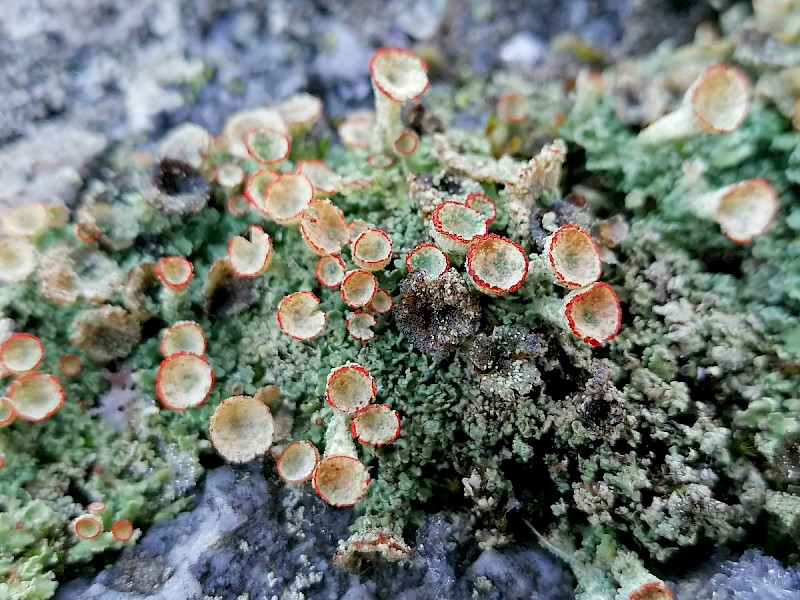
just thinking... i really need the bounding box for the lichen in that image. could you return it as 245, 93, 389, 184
1, 5, 800, 597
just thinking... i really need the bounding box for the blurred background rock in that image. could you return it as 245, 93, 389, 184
0, 0, 711, 208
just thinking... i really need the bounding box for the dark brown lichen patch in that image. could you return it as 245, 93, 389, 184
69, 304, 141, 363
122, 262, 162, 320
576, 362, 626, 438
203, 258, 256, 317
469, 326, 544, 374
393, 269, 481, 356
152, 158, 209, 215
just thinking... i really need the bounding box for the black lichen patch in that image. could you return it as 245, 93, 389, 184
394, 269, 482, 356
152, 158, 209, 215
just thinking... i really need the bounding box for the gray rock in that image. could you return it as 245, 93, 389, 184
670, 549, 800, 600
0, 123, 106, 208
499, 32, 548, 70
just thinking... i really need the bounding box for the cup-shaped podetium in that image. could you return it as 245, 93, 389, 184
72, 514, 103, 541
543, 224, 602, 288
159, 321, 207, 358
351, 404, 401, 447
156, 256, 194, 291
405, 243, 449, 280
155, 352, 215, 411
431, 201, 488, 255
690, 178, 779, 243
346, 311, 377, 343
313, 454, 371, 508
352, 229, 393, 271
228, 225, 273, 277
300, 200, 350, 256
325, 363, 376, 414
276, 291, 327, 341
564, 282, 622, 347
8, 372, 65, 423
638, 64, 751, 143
262, 173, 314, 225
0, 333, 45, 374
276, 440, 320, 484
466, 234, 529, 296
341, 270, 378, 308
209, 395, 275, 463
315, 255, 346, 289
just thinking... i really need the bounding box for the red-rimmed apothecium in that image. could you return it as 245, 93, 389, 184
245, 128, 290, 165
466, 234, 528, 296
369, 48, 429, 152
0, 396, 16, 427
276, 291, 327, 341
110, 519, 134, 543
8, 372, 65, 423
543, 224, 602, 288
405, 243, 449, 280
341, 270, 378, 308
86, 501, 106, 515
0, 333, 45, 374
155, 352, 214, 411
564, 282, 622, 347
351, 404, 401, 447
228, 225, 273, 277
261, 173, 314, 225
209, 395, 274, 463
315, 255, 346, 289
369, 289, 393, 315
346, 311, 377, 343
72, 514, 103, 540
393, 129, 419, 156
351, 229, 393, 272
159, 321, 207, 358
431, 201, 487, 255
244, 169, 280, 214
58, 354, 83, 378
313, 454, 371, 508
156, 256, 194, 291
325, 363, 376, 414
221, 108, 287, 159
300, 200, 350, 256
276, 440, 319, 484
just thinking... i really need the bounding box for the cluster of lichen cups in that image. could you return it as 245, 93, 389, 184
0, 317, 135, 545
1, 33, 793, 599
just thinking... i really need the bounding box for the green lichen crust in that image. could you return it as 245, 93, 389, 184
1, 12, 800, 599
